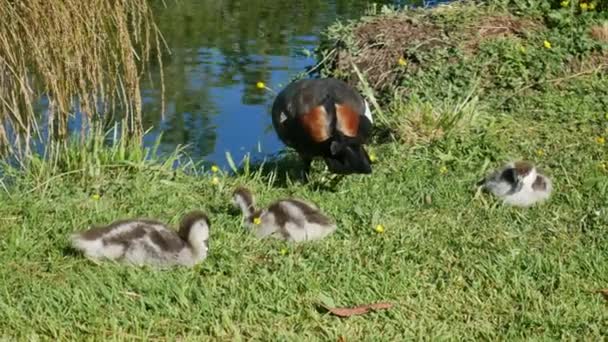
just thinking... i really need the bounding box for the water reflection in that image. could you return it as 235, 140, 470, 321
141, 0, 415, 167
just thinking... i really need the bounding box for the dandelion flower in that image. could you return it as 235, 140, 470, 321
211, 176, 220, 185
253, 217, 262, 225
369, 153, 377, 162
543, 40, 552, 49
398, 57, 408, 66
374, 224, 385, 234
589, 2, 596, 10
560, 0, 569, 7
580, 2, 588, 10
439, 166, 448, 174
596, 136, 605, 145
91, 194, 101, 201
279, 248, 288, 255
536, 148, 545, 156
256, 81, 266, 89
211, 165, 219, 173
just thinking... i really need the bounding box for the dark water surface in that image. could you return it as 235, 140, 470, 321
140, 0, 422, 168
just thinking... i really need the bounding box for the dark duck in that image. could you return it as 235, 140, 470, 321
271, 78, 373, 180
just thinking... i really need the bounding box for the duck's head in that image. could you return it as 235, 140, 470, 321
324, 140, 372, 174
179, 211, 210, 252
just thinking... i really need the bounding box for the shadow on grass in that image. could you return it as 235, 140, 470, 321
230, 151, 348, 192
61, 245, 81, 257
370, 125, 398, 145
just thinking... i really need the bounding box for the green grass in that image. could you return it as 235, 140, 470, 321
1, 1, 608, 340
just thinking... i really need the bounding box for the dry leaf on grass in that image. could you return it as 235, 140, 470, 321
595, 289, 608, 302
322, 302, 393, 317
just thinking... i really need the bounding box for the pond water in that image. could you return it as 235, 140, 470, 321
141, 0, 426, 169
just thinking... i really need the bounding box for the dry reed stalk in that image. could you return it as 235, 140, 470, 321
0, 0, 164, 158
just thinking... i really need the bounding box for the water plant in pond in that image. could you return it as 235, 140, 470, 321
0, 0, 164, 159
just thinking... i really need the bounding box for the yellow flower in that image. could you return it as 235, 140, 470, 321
398, 57, 407, 66
439, 166, 448, 174
256, 81, 265, 89
536, 148, 545, 156
369, 153, 377, 162
589, 2, 596, 10
580, 2, 588, 10
279, 248, 288, 255
543, 40, 552, 49
596, 136, 605, 145
253, 217, 262, 225
374, 224, 385, 234
211, 176, 220, 185
91, 194, 101, 200
211, 165, 219, 173
560, 0, 569, 7
519, 46, 527, 53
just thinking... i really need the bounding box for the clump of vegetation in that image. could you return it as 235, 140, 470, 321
590, 21, 608, 41
0, 0, 164, 159
391, 93, 485, 147
318, 0, 607, 144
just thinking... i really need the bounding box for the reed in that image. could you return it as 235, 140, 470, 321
0, 0, 164, 160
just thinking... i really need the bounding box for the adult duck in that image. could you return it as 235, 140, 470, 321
271, 78, 373, 180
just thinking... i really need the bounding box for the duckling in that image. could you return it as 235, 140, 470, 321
271, 78, 373, 180
232, 187, 336, 242
480, 160, 552, 207
70, 211, 210, 268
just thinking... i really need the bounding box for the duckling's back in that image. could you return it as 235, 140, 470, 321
71, 219, 189, 266
71, 220, 147, 261
275, 199, 337, 242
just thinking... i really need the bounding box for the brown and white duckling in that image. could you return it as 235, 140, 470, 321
70, 211, 210, 268
480, 160, 552, 207
232, 187, 337, 242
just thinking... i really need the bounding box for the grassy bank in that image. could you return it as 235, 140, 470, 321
1, 0, 608, 339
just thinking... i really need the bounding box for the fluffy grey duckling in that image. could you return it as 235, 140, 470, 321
70, 211, 210, 267
480, 160, 552, 207
232, 187, 337, 242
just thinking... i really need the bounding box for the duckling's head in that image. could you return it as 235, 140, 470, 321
232, 186, 255, 217
179, 211, 210, 252
510, 160, 537, 186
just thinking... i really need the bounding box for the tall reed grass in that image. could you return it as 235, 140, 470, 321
0, 0, 164, 159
